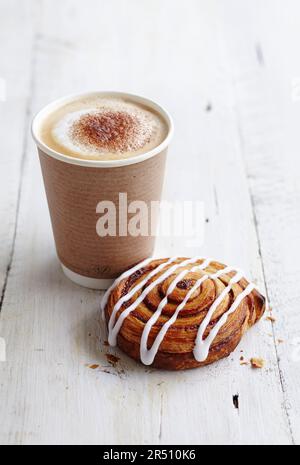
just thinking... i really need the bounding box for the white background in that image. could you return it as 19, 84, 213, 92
0, 0, 299, 445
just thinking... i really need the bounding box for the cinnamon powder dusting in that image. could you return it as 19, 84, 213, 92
70, 110, 150, 153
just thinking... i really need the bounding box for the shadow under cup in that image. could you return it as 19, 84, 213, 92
31, 91, 173, 289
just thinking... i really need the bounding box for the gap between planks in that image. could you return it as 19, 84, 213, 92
230, 39, 295, 445
0, 19, 40, 314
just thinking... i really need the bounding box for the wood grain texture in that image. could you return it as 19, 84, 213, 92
0, 0, 299, 445
218, 0, 300, 444
0, 0, 39, 301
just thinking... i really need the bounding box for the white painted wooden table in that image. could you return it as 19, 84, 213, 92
0, 0, 299, 445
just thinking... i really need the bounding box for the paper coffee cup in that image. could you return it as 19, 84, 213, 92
31, 91, 173, 289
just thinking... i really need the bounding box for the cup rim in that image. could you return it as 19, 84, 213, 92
31, 91, 174, 168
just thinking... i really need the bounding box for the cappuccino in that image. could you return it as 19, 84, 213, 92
39, 95, 168, 161
32, 92, 173, 289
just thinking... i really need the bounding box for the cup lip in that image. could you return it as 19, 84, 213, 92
31, 90, 174, 168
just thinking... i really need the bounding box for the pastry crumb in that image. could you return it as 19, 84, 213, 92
277, 339, 284, 344
250, 357, 265, 369
106, 353, 120, 366
266, 315, 276, 323
89, 364, 99, 370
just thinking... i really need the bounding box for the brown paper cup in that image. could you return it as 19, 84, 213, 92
32, 92, 173, 289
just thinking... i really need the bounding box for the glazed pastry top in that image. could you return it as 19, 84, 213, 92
102, 257, 266, 366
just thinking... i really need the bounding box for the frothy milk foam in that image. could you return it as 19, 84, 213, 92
39, 95, 168, 161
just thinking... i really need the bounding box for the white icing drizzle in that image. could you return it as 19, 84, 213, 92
139, 264, 237, 365
108, 256, 203, 346
104, 257, 257, 365
193, 273, 255, 362
140, 258, 211, 365
101, 257, 153, 319
107, 257, 178, 341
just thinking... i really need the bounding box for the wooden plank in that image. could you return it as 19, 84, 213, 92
156, 0, 291, 445
218, 0, 300, 444
0, 0, 294, 445
0, 0, 37, 300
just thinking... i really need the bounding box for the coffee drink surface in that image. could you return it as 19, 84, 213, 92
39, 95, 168, 161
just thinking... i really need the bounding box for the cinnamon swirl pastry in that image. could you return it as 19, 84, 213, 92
102, 257, 266, 370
